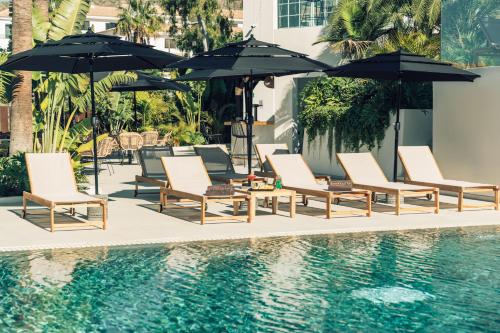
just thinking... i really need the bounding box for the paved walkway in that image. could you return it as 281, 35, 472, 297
0, 163, 499, 252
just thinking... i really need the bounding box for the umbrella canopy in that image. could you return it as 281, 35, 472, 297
1, 30, 183, 194
171, 35, 333, 174
175, 68, 304, 81
1, 32, 182, 73
173, 36, 333, 74
106, 71, 189, 131
326, 50, 480, 82
326, 50, 480, 181
109, 71, 190, 92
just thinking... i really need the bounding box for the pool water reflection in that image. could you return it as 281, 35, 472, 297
0, 227, 499, 332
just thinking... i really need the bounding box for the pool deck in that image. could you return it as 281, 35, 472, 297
1, 163, 499, 252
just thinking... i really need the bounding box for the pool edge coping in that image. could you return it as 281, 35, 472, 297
1, 222, 498, 253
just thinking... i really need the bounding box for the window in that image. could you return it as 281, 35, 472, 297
105, 22, 117, 30
5, 24, 11, 39
164, 38, 177, 50
278, 0, 335, 29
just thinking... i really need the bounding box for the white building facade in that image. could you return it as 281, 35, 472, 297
243, 0, 432, 179
0, 4, 243, 57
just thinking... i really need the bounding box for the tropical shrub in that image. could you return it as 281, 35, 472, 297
159, 122, 206, 146
0, 153, 29, 196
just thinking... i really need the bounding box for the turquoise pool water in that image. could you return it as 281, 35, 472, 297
1, 227, 499, 332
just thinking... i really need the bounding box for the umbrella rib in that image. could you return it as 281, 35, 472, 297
136, 55, 164, 70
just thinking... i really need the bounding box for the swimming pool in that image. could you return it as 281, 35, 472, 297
1, 227, 498, 332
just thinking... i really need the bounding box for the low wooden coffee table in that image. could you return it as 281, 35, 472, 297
235, 188, 296, 222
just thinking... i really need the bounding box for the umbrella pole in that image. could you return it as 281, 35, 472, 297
245, 77, 254, 175
89, 60, 99, 194
133, 91, 138, 131
393, 79, 402, 182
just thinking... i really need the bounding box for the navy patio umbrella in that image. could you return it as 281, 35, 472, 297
326, 50, 480, 181
172, 36, 333, 174
100, 71, 190, 130
1, 30, 183, 194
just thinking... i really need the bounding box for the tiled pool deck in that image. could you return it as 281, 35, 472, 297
0, 163, 499, 252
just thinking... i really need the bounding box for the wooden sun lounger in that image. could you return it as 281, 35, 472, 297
159, 156, 251, 224
135, 146, 173, 196
194, 144, 250, 184
23, 153, 107, 232
254, 143, 330, 182
267, 154, 371, 218
398, 146, 499, 212
337, 152, 439, 215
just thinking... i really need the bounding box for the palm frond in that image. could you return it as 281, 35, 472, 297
48, 0, 90, 41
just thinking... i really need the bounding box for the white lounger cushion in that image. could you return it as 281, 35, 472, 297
398, 146, 494, 188
336, 153, 389, 184
255, 143, 290, 172
25, 153, 97, 202
337, 152, 433, 191
266, 154, 317, 188
398, 146, 443, 181
161, 156, 212, 195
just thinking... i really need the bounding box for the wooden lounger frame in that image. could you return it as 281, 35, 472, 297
398, 147, 499, 212
160, 156, 251, 224
134, 175, 168, 196
337, 154, 439, 215
23, 154, 107, 233
159, 188, 250, 224
267, 155, 372, 218
255, 144, 331, 182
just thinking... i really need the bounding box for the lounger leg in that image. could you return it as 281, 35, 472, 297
22, 196, 27, 218
134, 181, 139, 197
70, 208, 76, 216
50, 206, 55, 233
248, 196, 255, 223
106, 161, 112, 176
395, 192, 401, 216
494, 188, 499, 211
326, 195, 332, 219
159, 191, 166, 212
102, 202, 107, 230
290, 194, 296, 218
109, 160, 115, 174
434, 190, 440, 214
272, 196, 278, 214
233, 201, 240, 215
262, 197, 269, 208
458, 191, 464, 212
302, 195, 308, 206
366, 193, 372, 217
200, 198, 206, 225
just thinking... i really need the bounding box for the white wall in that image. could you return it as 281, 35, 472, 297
303, 109, 433, 178
243, 0, 432, 178
433, 66, 500, 185
243, 0, 338, 150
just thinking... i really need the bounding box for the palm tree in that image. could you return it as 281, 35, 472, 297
116, 0, 164, 44
9, 0, 33, 154
315, 0, 397, 61
29, 0, 136, 153
411, 0, 441, 32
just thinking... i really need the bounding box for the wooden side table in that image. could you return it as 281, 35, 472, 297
235, 188, 296, 221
